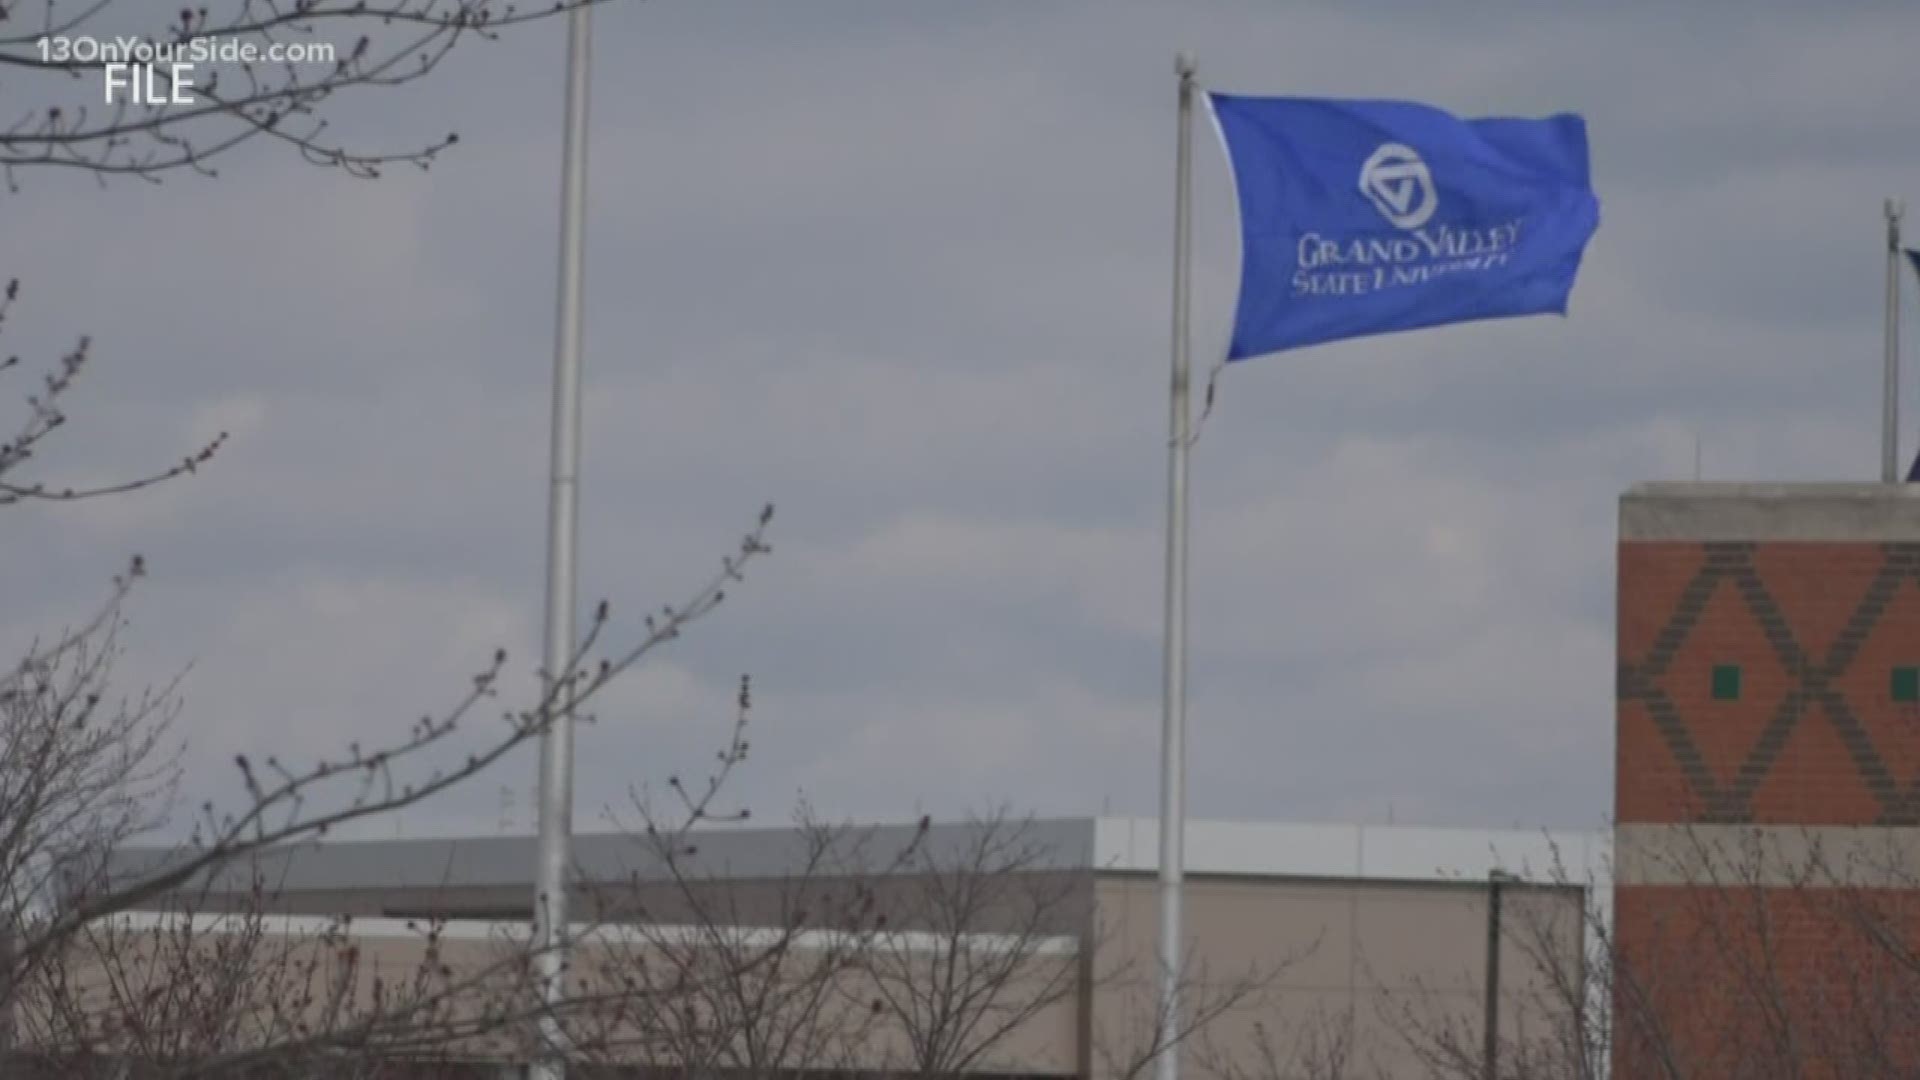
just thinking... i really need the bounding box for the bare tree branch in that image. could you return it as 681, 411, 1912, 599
854, 809, 1088, 1078
1, 0, 613, 188
0, 280, 226, 506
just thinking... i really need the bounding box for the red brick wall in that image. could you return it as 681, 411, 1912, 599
1613, 886, 1920, 1079
1615, 540, 1920, 1078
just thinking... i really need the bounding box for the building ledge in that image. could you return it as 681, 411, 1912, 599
1622, 482, 1920, 541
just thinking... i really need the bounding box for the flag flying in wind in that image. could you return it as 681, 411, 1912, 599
1208, 94, 1601, 361
1907, 248, 1920, 282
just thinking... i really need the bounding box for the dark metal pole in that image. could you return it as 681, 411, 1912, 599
1484, 870, 1511, 1080
1886, 199, 1905, 483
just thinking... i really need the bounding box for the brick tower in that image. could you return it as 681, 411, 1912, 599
1615, 483, 1920, 1077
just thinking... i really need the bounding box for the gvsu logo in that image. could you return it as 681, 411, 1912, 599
1358, 143, 1436, 230
1289, 141, 1522, 299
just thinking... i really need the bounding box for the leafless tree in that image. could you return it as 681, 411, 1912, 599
3, 674, 794, 1080
0, 4, 812, 1070
1092, 945, 1287, 1080
0, 282, 226, 506
1597, 824, 1920, 1080
23, 498, 769, 932
0, 575, 180, 925
853, 810, 1089, 1078
15, 693, 776, 1080
1369, 871, 1597, 1080
570, 806, 1260, 1080
2, 282, 778, 1073
1194, 1006, 1362, 1080
1365, 824, 1920, 1080
23, 901, 481, 1077
567, 799, 922, 1077
2, 0, 603, 189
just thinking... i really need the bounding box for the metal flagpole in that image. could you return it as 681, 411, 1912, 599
1885, 198, 1904, 483
1156, 51, 1197, 1080
530, 1, 593, 1077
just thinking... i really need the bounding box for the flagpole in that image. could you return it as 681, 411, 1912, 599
1156, 51, 1196, 1080
530, 0, 593, 1077
1885, 198, 1904, 483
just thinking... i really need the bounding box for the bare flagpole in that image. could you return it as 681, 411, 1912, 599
1885, 198, 1904, 483
1156, 51, 1197, 1080
530, 1, 593, 1077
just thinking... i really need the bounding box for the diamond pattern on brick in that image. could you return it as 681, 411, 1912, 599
1618, 542, 1920, 824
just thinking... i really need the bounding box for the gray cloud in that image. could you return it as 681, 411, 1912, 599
8, 1, 1920, 841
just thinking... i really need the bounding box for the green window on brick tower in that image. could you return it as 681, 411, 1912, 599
1711, 664, 1741, 701
1894, 667, 1920, 704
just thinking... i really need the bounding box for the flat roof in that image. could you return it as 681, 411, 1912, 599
100, 909, 1081, 955
1621, 481, 1920, 541
1092, 817, 1605, 885
104, 817, 1606, 897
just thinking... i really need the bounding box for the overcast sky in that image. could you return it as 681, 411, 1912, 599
8, 1, 1920, 840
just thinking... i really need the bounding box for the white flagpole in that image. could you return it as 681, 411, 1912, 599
1885, 198, 1904, 483
1156, 51, 1197, 1080
531, 1, 593, 1077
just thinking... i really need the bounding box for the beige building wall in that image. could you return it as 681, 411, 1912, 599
1090, 875, 1587, 1079
21, 914, 1084, 1076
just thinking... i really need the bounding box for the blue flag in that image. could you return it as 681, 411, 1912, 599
1208, 94, 1600, 361
1907, 248, 1920, 282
